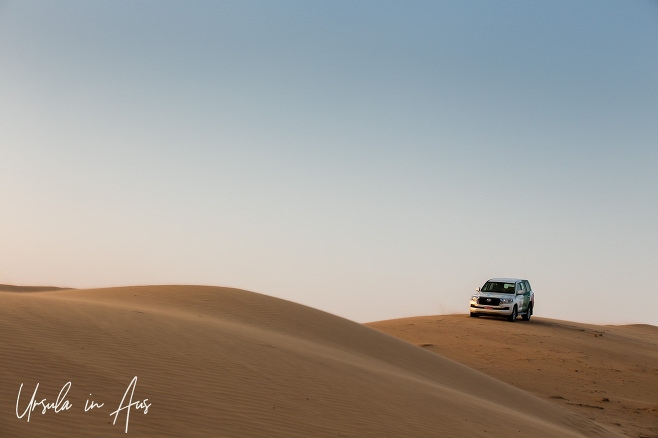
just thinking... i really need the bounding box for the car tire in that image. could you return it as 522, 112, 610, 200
470, 312, 479, 317
522, 304, 533, 321
508, 306, 517, 322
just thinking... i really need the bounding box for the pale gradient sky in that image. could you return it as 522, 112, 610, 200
1, 1, 657, 325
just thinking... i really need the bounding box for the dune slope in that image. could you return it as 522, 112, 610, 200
1, 286, 624, 437
367, 314, 658, 438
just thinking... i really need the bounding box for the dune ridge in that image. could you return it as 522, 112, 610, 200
368, 314, 658, 438
0, 284, 72, 292
1, 285, 625, 437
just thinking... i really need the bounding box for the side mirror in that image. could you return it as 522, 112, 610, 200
476, 287, 480, 292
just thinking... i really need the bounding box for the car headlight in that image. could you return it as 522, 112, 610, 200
499, 297, 513, 304
470, 296, 479, 301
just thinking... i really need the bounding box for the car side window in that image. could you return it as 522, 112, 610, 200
524, 281, 531, 292
517, 282, 523, 293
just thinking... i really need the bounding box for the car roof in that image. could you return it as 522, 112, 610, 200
487, 278, 526, 283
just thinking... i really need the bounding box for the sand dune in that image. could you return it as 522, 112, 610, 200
368, 315, 658, 438
0, 284, 72, 293
1, 286, 627, 437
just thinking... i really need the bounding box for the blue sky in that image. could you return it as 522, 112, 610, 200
1, 0, 657, 325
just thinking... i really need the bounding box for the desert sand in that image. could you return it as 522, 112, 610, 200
368, 315, 658, 438
0, 285, 646, 437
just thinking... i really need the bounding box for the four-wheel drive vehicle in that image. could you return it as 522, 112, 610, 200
469, 278, 534, 322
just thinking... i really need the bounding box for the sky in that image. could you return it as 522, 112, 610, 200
1, 0, 657, 326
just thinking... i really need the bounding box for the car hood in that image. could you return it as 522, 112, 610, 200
476, 292, 515, 298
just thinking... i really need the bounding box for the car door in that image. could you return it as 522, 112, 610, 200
524, 280, 533, 309
520, 282, 530, 311
514, 282, 522, 311
517, 282, 528, 312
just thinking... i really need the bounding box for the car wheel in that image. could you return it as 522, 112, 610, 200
508, 306, 517, 322
522, 304, 533, 321
470, 312, 479, 318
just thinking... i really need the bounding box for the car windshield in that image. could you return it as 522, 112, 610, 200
481, 282, 516, 294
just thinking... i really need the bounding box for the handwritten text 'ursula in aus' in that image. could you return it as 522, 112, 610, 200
16, 376, 151, 433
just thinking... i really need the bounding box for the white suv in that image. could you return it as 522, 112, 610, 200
469, 278, 534, 322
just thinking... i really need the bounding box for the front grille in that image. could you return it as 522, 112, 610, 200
478, 297, 500, 306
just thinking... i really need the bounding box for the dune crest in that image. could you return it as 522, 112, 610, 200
1, 286, 624, 437
0, 284, 72, 292
368, 314, 657, 438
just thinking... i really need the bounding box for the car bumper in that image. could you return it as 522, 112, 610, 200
470, 304, 513, 316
